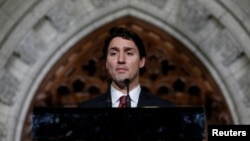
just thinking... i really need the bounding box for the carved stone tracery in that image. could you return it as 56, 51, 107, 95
0, 73, 18, 105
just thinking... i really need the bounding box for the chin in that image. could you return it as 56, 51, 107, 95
114, 78, 127, 83
116, 79, 126, 83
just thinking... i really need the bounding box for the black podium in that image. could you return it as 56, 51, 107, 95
31, 107, 205, 141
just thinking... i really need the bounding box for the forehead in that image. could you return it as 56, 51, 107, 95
108, 37, 138, 50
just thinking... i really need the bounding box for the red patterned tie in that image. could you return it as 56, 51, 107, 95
118, 96, 127, 108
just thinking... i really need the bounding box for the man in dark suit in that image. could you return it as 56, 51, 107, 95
78, 27, 175, 108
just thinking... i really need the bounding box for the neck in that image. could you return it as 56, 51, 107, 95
112, 81, 139, 95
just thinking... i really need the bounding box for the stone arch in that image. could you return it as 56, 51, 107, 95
1, 1, 249, 141
20, 15, 233, 140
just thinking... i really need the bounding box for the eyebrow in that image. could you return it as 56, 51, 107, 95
108, 46, 136, 52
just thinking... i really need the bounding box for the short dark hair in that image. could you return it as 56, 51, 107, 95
102, 27, 146, 59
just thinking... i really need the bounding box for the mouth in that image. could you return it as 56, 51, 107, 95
116, 68, 128, 73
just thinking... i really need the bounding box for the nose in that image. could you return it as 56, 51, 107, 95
118, 53, 126, 64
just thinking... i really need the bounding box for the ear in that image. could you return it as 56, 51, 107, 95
139, 57, 145, 68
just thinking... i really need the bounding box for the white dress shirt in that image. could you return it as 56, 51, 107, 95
111, 85, 141, 108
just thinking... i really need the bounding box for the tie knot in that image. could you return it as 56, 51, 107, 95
118, 96, 127, 108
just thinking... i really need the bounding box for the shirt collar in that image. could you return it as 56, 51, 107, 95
111, 84, 141, 107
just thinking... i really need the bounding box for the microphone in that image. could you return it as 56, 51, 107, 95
124, 79, 131, 108
106, 79, 112, 108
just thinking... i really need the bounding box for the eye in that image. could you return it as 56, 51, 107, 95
111, 53, 116, 56
127, 52, 133, 56
109, 52, 116, 56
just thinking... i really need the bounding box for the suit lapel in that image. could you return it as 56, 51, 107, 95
137, 89, 153, 107
103, 92, 112, 108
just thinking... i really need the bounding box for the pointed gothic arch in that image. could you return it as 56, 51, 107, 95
20, 16, 233, 140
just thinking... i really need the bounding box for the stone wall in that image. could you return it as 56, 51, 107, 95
0, 0, 250, 141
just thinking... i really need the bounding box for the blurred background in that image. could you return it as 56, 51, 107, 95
0, 0, 250, 141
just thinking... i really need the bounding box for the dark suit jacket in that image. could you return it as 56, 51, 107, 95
77, 88, 175, 108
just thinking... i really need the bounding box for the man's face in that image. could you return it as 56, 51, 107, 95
106, 37, 145, 86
